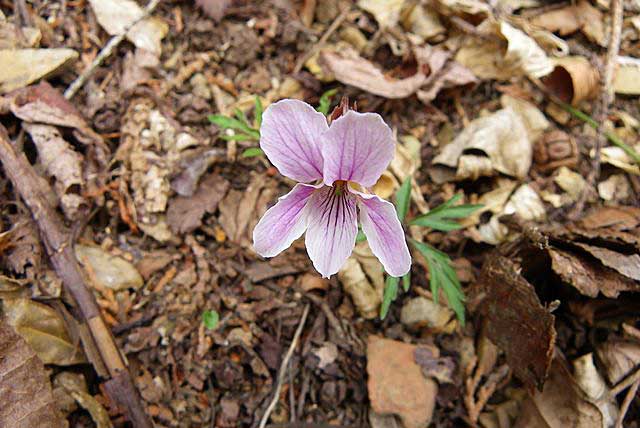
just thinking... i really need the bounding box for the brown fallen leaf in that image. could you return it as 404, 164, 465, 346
531, 0, 606, 46
76, 244, 144, 291
367, 336, 438, 428
471, 256, 556, 391
541, 56, 600, 105
55, 372, 113, 428
320, 45, 475, 101
0, 318, 65, 428
338, 242, 385, 319
572, 242, 640, 281
515, 356, 607, 428
1, 298, 86, 365
0, 48, 78, 93
597, 338, 640, 385
196, 0, 234, 22
167, 173, 230, 234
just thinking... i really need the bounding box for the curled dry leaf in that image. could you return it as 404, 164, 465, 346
55, 372, 113, 428
434, 96, 548, 181
0, 318, 65, 428
367, 336, 438, 428
597, 338, 640, 385
167, 173, 230, 234
471, 256, 556, 391
75, 244, 143, 291
400, 296, 454, 332
0, 48, 78, 93
598, 144, 640, 175
541, 57, 600, 105
455, 21, 553, 81
338, 242, 385, 319
401, 3, 446, 42
1, 298, 86, 365
23, 123, 85, 218
531, 0, 606, 46
89, 0, 168, 57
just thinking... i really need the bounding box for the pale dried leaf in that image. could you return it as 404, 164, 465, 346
0, 318, 65, 428
89, 0, 168, 56
401, 4, 446, 42
167, 174, 229, 234
338, 242, 385, 319
554, 166, 587, 202
2, 298, 86, 365
76, 244, 143, 291
0, 22, 41, 49
400, 297, 453, 332
531, 0, 606, 46
613, 56, 640, 95
0, 48, 78, 93
599, 144, 640, 175
358, 0, 406, 28
597, 339, 640, 385
219, 174, 268, 245
434, 108, 533, 180
196, 0, 233, 22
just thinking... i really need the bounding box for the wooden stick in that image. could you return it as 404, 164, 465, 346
0, 124, 152, 428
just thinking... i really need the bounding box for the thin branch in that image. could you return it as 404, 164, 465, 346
258, 304, 310, 428
615, 378, 640, 428
611, 366, 640, 397
64, 0, 161, 100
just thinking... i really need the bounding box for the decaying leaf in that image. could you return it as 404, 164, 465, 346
434, 96, 548, 181
553, 166, 587, 203
455, 21, 553, 81
23, 123, 85, 218
0, 21, 41, 49
541, 56, 600, 105
0, 318, 65, 428
530, 0, 606, 46
320, 45, 475, 102
367, 336, 438, 428
515, 356, 612, 428
55, 372, 113, 428
613, 56, 640, 95
75, 244, 143, 291
573, 242, 640, 281
358, 0, 406, 28
597, 338, 640, 385
4, 220, 42, 276
471, 256, 556, 391
196, 0, 234, 22
400, 296, 454, 332
167, 173, 230, 234
338, 242, 385, 319
1, 298, 86, 365
598, 144, 640, 175
0, 48, 78, 93
89, 0, 168, 57
401, 3, 446, 42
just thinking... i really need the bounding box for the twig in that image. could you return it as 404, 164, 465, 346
615, 378, 640, 428
293, 7, 351, 74
258, 304, 310, 428
611, 366, 640, 397
0, 124, 153, 428
572, 0, 623, 216
64, 0, 161, 99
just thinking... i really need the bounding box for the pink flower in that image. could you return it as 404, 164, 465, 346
252, 99, 411, 278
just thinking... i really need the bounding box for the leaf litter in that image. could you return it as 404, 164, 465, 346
0, 0, 640, 427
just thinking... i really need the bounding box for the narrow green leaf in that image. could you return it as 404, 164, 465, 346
317, 88, 338, 115
410, 217, 463, 231
396, 177, 412, 223
254, 96, 264, 128
220, 133, 256, 142
380, 276, 399, 320
234, 108, 250, 125
427, 194, 462, 216
202, 310, 220, 329
209, 113, 259, 138
241, 147, 264, 158
356, 228, 367, 242
402, 271, 411, 292
431, 204, 484, 219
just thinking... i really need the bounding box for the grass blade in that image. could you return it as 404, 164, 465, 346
396, 177, 412, 223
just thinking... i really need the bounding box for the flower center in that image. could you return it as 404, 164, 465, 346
334, 180, 347, 195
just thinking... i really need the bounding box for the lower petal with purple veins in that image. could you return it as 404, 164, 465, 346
253, 183, 319, 257
353, 189, 411, 277
305, 183, 359, 278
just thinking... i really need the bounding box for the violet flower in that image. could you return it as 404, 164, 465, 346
252, 99, 411, 278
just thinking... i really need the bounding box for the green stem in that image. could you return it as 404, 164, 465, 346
560, 103, 640, 165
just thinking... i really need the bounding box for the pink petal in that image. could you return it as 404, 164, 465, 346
353, 189, 411, 277
305, 185, 358, 278
260, 99, 328, 183
322, 110, 395, 187
253, 183, 318, 257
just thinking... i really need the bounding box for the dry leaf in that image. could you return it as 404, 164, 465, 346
338, 242, 385, 319
435, 0, 491, 18
0, 48, 78, 93
598, 144, 640, 175
56, 372, 113, 428
613, 56, 640, 95
76, 244, 143, 291
531, 0, 606, 46
541, 56, 600, 105
400, 297, 454, 332
358, 0, 406, 28
23, 123, 85, 218
472, 256, 556, 391
196, 0, 234, 22
1, 298, 86, 365
455, 21, 553, 81
597, 338, 640, 385
598, 174, 631, 202
434, 99, 548, 180
401, 3, 446, 42
367, 336, 438, 428
89, 0, 168, 56
573, 242, 640, 281
516, 357, 605, 427
167, 173, 229, 234
554, 166, 587, 202
0, 22, 41, 49
0, 318, 65, 428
